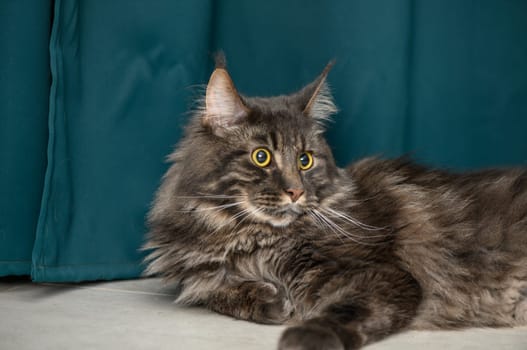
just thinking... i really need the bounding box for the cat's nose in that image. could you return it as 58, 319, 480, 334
285, 188, 304, 202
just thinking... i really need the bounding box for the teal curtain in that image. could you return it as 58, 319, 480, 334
0, 0, 53, 276
1, 0, 526, 282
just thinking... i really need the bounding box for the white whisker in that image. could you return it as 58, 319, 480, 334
174, 194, 244, 199
232, 207, 263, 232
312, 209, 365, 244
311, 209, 382, 246
175, 201, 245, 213
322, 207, 388, 233
213, 208, 250, 232
308, 209, 344, 244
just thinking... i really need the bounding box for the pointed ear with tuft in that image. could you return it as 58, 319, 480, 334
300, 61, 338, 123
214, 51, 227, 69
203, 67, 249, 136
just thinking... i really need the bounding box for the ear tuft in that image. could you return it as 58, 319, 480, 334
203, 68, 249, 135
304, 80, 338, 122
303, 61, 338, 122
214, 51, 227, 69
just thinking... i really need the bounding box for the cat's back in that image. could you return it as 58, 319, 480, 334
346, 157, 527, 328
347, 156, 527, 255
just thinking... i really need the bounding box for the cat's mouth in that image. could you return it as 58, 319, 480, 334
249, 203, 304, 228
276, 204, 304, 216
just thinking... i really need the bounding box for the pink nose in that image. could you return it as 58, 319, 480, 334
285, 188, 304, 202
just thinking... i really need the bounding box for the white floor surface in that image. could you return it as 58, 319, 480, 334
1, 278, 526, 350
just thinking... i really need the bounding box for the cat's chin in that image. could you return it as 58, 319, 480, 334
256, 212, 299, 228
267, 216, 298, 228
249, 206, 302, 228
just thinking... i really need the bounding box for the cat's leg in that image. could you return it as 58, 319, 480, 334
514, 287, 527, 325
206, 280, 294, 324
278, 267, 422, 350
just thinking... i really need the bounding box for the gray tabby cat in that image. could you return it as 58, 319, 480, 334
144, 57, 527, 350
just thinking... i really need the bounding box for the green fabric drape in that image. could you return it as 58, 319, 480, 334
213, 0, 527, 168
0, 0, 53, 276
31, 0, 214, 282
1, 0, 526, 281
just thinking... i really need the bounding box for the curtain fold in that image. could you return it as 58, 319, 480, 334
31, 0, 215, 282
0, 0, 53, 276
0, 0, 526, 281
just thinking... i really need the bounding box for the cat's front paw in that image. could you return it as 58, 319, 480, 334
278, 325, 345, 350
240, 281, 293, 324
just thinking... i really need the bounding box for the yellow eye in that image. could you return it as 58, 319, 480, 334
298, 151, 314, 170
251, 148, 272, 167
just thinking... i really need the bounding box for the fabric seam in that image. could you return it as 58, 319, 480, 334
32, 0, 63, 279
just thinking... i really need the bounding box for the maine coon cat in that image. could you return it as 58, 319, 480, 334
144, 57, 527, 350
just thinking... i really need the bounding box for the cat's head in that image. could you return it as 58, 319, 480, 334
167, 59, 342, 228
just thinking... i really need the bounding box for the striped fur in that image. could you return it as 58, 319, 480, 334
144, 64, 527, 350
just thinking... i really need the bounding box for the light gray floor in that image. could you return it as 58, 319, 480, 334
1, 278, 526, 350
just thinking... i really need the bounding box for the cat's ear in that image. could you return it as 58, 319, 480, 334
300, 61, 338, 123
203, 65, 249, 136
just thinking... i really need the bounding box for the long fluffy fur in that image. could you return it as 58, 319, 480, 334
144, 64, 527, 350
